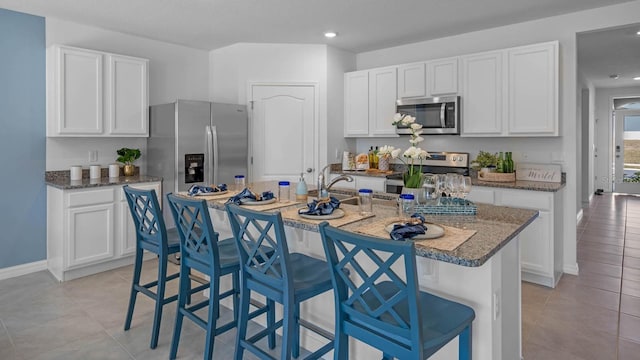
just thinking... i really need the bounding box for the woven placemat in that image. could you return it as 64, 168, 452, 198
280, 205, 375, 227
353, 216, 477, 252
176, 191, 239, 201
240, 200, 300, 212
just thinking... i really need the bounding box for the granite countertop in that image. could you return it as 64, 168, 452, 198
201, 181, 538, 268
331, 169, 403, 178
471, 176, 566, 192
45, 173, 162, 189
332, 165, 566, 192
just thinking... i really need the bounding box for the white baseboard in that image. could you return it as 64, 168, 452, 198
563, 263, 579, 276
576, 209, 584, 224
0, 260, 48, 281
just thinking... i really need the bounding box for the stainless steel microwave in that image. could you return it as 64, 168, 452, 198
395, 96, 460, 135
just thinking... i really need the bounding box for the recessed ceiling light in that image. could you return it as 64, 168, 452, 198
634, 76, 640, 81
637, 30, 640, 35
324, 32, 337, 38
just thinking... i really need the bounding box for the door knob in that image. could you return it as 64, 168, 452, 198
306, 168, 313, 173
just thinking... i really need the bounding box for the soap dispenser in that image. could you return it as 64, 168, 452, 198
296, 173, 308, 201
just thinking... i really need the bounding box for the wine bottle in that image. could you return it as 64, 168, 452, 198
496, 152, 504, 173
507, 152, 514, 173
373, 146, 379, 169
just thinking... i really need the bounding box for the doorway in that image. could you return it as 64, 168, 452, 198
613, 108, 640, 194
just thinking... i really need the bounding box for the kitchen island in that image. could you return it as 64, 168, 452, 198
196, 181, 537, 360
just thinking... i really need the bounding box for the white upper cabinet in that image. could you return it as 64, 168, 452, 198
397, 62, 426, 98
343, 40, 558, 139
460, 50, 504, 136
344, 66, 399, 137
507, 41, 558, 136
427, 57, 458, 96
461, 41, 559, 137
344, 71, 369, 136
107, 54, 149, 136
48, 45, 149, 137
369, 66, 398, 136
397, 58, 459, 99
51, 46, 104, 135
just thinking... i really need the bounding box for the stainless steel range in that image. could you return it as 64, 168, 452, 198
385, 151, 469, 194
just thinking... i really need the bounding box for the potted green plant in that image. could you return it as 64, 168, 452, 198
116, 148, 141, 176
470, 151, 498, 176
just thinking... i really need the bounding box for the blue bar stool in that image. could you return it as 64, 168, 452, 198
122, 185, 183, 349
225, 204, 335, 360
318, 222, 476, 359
167, 194, 271, 360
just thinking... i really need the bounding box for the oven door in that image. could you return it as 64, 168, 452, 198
385, 178, 405, 194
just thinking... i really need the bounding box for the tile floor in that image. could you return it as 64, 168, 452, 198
0, 260, 307, 360
2, 192, 640, 359
522, 193, 640, 360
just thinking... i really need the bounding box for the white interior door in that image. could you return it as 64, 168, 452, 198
250, 84, 316, 183
614, 109, 640, 194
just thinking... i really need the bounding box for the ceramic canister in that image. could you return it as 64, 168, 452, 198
90, 165, 101, 179
109, 163, 120, 178
70, 165, 82, 181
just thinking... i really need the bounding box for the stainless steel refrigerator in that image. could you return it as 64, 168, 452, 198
148, 100, 248, 223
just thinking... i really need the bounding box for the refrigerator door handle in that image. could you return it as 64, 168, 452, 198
211, 125, 219, 185
206, 125, 214, 185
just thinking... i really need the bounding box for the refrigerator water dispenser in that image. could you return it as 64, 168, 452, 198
185, 153, 204, 183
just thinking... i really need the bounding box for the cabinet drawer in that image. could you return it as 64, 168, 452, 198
118, 182, 161, 202
496, 189, 551, 210
68, 188, 114, 207
467, 187, 494, 204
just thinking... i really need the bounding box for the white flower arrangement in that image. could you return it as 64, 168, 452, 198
383, 113, 431, 188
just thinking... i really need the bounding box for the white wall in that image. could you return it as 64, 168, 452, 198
327, 46, 357, 164
45, 17, 210, 172
209, 43, 355, 174
355, 0, 640, 275
579, 79, 596, 208
594, 85, 640, 192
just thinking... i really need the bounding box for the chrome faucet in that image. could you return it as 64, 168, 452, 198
317, 164, 354, 198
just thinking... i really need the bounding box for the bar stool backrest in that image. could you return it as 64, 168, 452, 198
166, 194, 220, 273
319, 223, 424, 358
225, 204, 293, 293
123, 185, 168, 253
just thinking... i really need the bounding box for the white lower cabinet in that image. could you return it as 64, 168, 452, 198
67, 201, 115, 268
47, 181, 161, 281
328, 174, 387, 192
119, 182, 163, 256
468, 186, 563, 287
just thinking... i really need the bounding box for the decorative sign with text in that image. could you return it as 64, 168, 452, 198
515, 163, 562, 183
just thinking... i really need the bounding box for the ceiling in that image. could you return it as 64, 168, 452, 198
578, 24, 640, 88
2, 0, 639, 89
0, 0, 634, 53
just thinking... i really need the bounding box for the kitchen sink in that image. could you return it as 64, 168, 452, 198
307, 190, 395, 206
335, 195, 359, 205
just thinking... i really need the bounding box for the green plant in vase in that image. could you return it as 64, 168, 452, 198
116, 147, 141, 176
